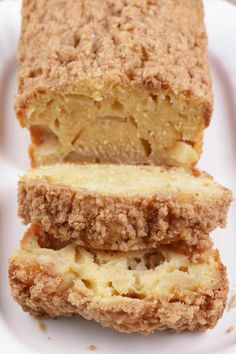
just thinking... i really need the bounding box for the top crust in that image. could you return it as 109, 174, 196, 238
16, 0, 212, 123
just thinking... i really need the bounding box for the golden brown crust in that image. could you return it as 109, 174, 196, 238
18, 176, 232, 252
8, 248, 228, 335
15, 0, 212, 124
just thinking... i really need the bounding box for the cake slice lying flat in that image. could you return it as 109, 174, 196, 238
9, 225, 228, 335
16, 0, 212, 167
18, 164, 232, 252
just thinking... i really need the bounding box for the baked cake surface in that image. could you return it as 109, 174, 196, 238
16, 0, 212, 167
9, 225, 228, 334
18, 164, 232, 251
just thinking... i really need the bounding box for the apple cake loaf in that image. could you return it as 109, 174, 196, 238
15, 0, 212, 167
9, 225, 228, 334
18, 164, 232, 252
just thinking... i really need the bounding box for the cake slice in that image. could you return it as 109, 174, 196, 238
16, 0, 212, 167
18, 164, 232, 252
9, 225, 228, 335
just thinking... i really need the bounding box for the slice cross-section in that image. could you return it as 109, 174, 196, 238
9, 225, 228, 335
18, 164, 232, 252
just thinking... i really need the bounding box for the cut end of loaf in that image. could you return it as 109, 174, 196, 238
16, 0, 213, 167
19, 82, 206, 167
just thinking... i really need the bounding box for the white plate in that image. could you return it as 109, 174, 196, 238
0, 1, 236, 353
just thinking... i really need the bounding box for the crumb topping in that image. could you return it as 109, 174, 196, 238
18, 0, 212, 103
